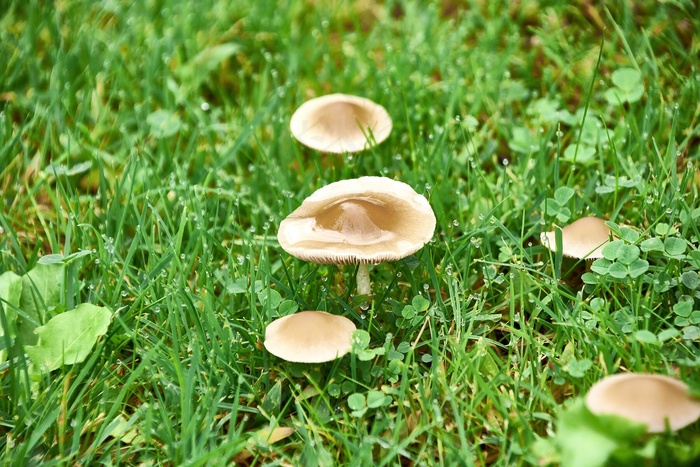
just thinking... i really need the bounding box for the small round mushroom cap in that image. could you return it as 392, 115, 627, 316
277, 177, 436, 265
585, 373, 700, 433
264, 311, 356, 363
290, 94, 392, 154
540, 216, 612, 260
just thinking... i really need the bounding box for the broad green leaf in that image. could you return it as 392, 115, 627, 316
634, 330, 658, 345
674, 302, 693, 318
565, 357, 592, 378
563, 145, 596, 164
664, 237, 687, 257
366, 390, 391, 409
640, 237, 664, 253
18, 262, 65, 346
628, 259, 649, 279
226, 277, 248, 294
590, 258, 611, 275
556, 399, 647, 467
147, 109, 182, 138
618, 228, 639, 243
690, 311, 700, 325
608, 262, 628, 279
681, 271, 700, 290
412, 295, 430, 312
351, 330, 370, 352
176, 42, 241, 89
277, 300, 298, 316
25, 303, 111, 374
401, 305, 416, 319
611, 68, 641, 91
683, 326, 700, 340
347, 393, 365, 411
554, 186, 576, 206
601, 240, 624, 261
257, 288, 282, 309
615, 245, 640, 265
654, 223, 672, 236
657, 328, 680, 342
0, 271, 23, 362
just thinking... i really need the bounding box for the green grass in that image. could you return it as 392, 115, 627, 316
1, 0, 699, 464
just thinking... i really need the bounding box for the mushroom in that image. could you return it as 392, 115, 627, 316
289, 94, 392, 154
540, 216, 612, 260
264, 311, 356, 363
277, 176, 436, 296
585, 373, 700, 433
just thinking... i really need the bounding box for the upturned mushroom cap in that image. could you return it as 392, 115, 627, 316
264, 311, 356, 363
277, 177, 436, 265
290, 94, 392, 154
540, 216, 612, 260
585, 373, 700, 433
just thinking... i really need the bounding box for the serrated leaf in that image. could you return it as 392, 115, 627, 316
26, 303, 111, 374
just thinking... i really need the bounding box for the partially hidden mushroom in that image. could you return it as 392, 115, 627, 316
277, 176, 436, 297
264, 311, 356, 363
540, 216, 613, 260
585, 373, 700, 433
290, 94, 392, 154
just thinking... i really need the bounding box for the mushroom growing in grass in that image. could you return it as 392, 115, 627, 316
585, 373, 700, 433
277, 176, 436, 297
290, 94, 392, 154
264, 311, 356, 363
540, 216, 612, 260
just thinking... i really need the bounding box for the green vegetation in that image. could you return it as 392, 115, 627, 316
1, 0, 699, 464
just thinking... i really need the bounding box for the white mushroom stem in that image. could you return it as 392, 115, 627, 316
356, 263, 372, 296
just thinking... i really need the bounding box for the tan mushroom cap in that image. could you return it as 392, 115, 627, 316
290, 94, 392, 154
540, 216, 612, 260
277, 177, 436, 265
264, 311, 356, 363
585, 373, 700, 433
